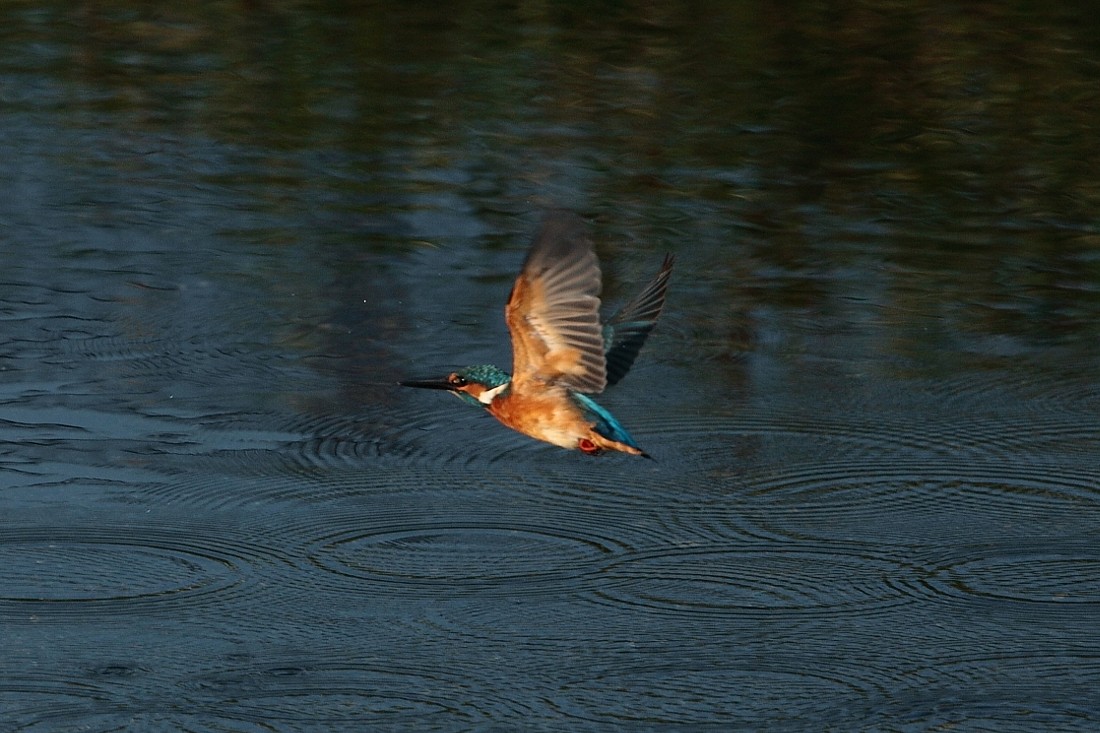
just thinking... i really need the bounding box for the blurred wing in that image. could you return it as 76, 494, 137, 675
506, 212, 607, 394
603, 253, 674, 387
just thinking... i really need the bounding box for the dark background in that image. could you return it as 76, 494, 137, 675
2, 2, 1098, 730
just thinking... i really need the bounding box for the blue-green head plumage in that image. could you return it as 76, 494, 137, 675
453, 364, 511, 407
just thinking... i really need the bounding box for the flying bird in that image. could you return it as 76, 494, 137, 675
401, 212, 673, 457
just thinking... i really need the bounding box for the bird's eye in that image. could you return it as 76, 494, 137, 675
449, 374, 467, 387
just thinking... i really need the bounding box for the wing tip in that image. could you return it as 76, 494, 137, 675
528, 211, 592, 265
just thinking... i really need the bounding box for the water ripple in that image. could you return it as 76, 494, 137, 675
552, 664, 871, 728
741, 459, 1098, 544
0, 522, 291, 621
181, 663, 489, 725
637, 404, 1100, 467
587, 545, 924, 619
865, 654, 1100, 732
307, 520, 627, 597
921, 369, 1100, 417
922, 544, 1100, 604
0, 674, 120, 733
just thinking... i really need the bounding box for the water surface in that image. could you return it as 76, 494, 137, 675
2, 2, 1099, 731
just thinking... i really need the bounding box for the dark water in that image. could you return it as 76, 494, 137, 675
3, 2, 1100, 730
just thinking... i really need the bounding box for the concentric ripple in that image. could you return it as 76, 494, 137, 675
180, 662, 501, 725
866, 653, 1100, 731
308, 520, 629, 597
921, 369, 1100, 417
589, 545, 923, 618
923, 546, 1100, 604
203, 669, 460, 722
554, 665, 869, 727
0, 675, 121, 733
0, 524, 281, 620
740, 459, 1099, 544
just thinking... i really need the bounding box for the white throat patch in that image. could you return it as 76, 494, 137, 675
478, 383, 508, 405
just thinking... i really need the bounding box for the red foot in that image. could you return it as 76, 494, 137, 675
578, 438, 602, 455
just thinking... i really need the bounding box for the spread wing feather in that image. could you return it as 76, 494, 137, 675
506, 212, 608, 394
602, 253, 674, 387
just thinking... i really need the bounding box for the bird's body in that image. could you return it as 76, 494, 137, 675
490, 385, 640, 455
493, 389, 603, 451
401, 212, 673, 457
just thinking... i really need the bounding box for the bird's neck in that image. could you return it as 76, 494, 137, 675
478, 382, 510, 405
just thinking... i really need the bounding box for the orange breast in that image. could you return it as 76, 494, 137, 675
488, 390, 591, 450
487, 388, 645, 456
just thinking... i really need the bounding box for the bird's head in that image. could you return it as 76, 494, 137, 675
400, 365, 511, 407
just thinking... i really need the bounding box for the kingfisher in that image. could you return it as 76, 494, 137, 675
400, 211, 673, 458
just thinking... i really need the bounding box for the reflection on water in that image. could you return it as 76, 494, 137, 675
2, 1, 1099, 730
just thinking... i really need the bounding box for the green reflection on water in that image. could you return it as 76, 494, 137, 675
2, 0, 1098, 370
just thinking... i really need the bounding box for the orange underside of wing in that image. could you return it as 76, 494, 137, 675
504, 272, 544, 390
506, 274, 603, 391
507, 274, 589, 388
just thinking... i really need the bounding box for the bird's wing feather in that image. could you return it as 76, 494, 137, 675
602, 253, 674, 387
506, 212, 607, 394
571, 392, 642, 449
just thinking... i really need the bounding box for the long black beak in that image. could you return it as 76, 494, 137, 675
399, 378, 456, 391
